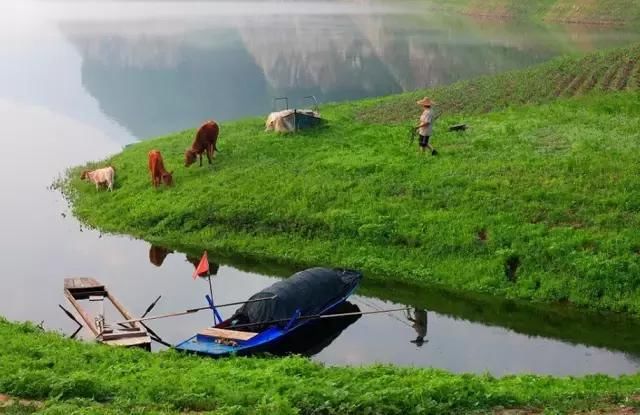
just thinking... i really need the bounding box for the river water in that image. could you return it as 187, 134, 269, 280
1, 0, 639, 376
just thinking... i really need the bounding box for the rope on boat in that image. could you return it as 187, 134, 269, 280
228, 306, 411, 330
356, 297, 414, 329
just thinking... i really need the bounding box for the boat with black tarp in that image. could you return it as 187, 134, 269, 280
175, 267, 362, 357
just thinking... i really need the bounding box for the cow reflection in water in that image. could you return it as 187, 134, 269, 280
406, 308, 428, 346
186, 254, 220, 276
149, 245, 173, 267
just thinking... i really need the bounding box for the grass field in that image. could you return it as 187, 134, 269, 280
0, 319, 639, 414
358, 44, 640, 124
64, 45, 640, 316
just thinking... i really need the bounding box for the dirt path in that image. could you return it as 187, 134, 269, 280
0, 394, 43, 411
494, 396, 640, 414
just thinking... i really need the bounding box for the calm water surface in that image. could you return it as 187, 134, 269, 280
1, 0, 639, 376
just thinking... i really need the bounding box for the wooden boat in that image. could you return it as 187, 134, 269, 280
175, 268, 362, 357
63, 278, 151, 349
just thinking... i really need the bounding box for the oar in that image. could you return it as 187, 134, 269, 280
229, 307, 410, 330
69, 326, 82, 340
139, 321, 162, 341
114, 295, 277, 326
58, 304, 83, 329
141, 295, 162, 318
147, 331, 173, 348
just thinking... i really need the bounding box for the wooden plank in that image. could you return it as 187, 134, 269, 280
69, 290, 108, 300
198, 327, 258, 341
107, 290, 138, 328
101, 330, 148, 341
64, 278, 106, 300
64, 290, 99, 336
104, 336, 151, 348
64, 277, 103, 291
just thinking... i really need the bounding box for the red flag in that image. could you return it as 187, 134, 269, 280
192, 251, 209, 279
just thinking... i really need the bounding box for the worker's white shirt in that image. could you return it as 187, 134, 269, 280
419, 109, 433, 136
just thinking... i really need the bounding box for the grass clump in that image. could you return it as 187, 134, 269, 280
67, 45, 640, 316
1, 319, 639, 414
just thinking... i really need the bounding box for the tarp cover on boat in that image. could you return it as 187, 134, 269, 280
229, 267, 362, 329
265, 109, 321, 133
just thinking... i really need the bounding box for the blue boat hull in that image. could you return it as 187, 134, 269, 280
175, 268, 361, 357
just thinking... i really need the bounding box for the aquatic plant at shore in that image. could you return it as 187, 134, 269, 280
66, 45, 640, 316
0, 319, 638, 414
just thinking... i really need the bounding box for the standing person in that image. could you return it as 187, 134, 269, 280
415, 97, 438, 156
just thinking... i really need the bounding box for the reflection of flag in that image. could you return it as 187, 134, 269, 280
192, 251, 209, 279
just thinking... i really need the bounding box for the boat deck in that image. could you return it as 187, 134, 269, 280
198, 327, 258, 341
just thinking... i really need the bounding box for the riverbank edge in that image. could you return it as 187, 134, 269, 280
63, 45, 640, 319
62, 42, 640, 319
0, 318, 639, 414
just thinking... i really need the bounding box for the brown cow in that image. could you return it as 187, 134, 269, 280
148, 150, 173, 187
185, 120, 219, 167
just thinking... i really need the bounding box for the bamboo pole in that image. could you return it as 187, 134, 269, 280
64, 290, 99, 336
108, 290, 139, 328
114, 295, 277, 325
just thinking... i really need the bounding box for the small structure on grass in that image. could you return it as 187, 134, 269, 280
265, 96, 323, 133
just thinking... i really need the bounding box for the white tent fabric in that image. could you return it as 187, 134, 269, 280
265, 109, 296, 133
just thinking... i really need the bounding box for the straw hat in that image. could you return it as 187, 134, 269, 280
416, 97, 433, 107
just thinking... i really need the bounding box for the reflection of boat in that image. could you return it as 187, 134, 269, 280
267, 301, 361, 357
175, 267, 362, 357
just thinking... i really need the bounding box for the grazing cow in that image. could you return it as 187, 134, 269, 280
80, 166, 115, 191
185, 120, 219, 167
148, 150, 173, 187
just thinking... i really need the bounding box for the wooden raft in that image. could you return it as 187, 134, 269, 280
199, 327, 257, 341
64, 277, 151, 349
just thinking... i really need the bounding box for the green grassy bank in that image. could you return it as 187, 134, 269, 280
0, 319, 639, 414
435, 0, 640, 25
67, 45, 640, 316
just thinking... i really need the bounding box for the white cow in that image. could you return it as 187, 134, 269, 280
80, 166, 115, 191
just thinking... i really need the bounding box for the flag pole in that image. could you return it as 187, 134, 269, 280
192, 250, 221, 325
207, 269, 216, 324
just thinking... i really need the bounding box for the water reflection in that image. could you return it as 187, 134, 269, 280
148, 245, 173, 267
269, 302, 362, 357
148, 245, 221, 276
186, 253, 220, 276
129, 244, 640, 375
406, 308, 428, 347
59, 12, 640, 138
